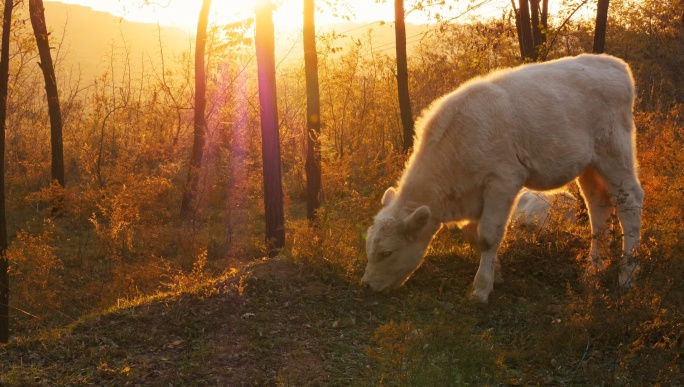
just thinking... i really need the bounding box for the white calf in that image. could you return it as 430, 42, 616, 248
363, 54, 643, 302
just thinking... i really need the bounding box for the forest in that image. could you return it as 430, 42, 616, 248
1, 0, 683, 384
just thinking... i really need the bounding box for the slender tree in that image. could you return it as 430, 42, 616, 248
0, 0, 13, 344
593, 0, 610, 53
180, 0, 212, 218
512, 0, 548, 61
540, 0, 549, 42
29, 0, 65, 189
303, 0, 321, 221
395, 0, 414, 153
516, 0, 535, 61
255, 0, 285, 255
534, 0, 549, 58
530, 0, 542, 52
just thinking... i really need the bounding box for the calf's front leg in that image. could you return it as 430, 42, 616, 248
460, 220, 504, 284
471, 186, 517, 302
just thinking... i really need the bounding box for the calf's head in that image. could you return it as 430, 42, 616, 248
362, 188, 435, 291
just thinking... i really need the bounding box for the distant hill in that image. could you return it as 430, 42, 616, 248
44, 2, 191, 83
43, 2, 431, 83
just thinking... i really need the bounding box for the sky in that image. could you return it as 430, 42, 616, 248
44, 0, 514, 32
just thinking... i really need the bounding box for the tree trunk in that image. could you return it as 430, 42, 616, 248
511, 0, 524, 59
530, 0, 543, 58
180, 0, 212, 219
0, 0, 13, 345
29, 0, 64, 189
593, 0, 610, 53
517, 0, 535, 61
303, 0, 322, 222
395, 0, 414, 153
541, 0, 549, 42
255, 0, 285, 255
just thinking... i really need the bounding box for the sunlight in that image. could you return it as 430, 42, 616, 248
270, 0, 396, 27
211, 0, 397, 30
45, 0, 399, 32
44, 0, 520, 43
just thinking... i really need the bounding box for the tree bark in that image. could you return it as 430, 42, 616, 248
517, 0, 535, 61
303, 0, 322, 221
395, 0, 414, 153
530, 0, 542, 56
511, 0, 524, 59
180, 0, 212, 219
255, 0, 285, 255
541, 0, 548, 41
593, 0, 610, 53
0, 0, 13, 344
29, 0, 64, 189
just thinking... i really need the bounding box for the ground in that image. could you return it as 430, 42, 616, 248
1, 225, 683, 385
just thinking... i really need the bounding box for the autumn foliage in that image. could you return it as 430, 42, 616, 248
1, 0, 684, 383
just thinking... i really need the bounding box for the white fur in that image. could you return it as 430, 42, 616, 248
363, 54, 644, 301
513, 189, 577, 227
459, 189, 578, 248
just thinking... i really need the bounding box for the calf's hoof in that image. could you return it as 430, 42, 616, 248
470, 289, 490, 303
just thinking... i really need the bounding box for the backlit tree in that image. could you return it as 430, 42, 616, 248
0, 0, 13, 344
255, 0, 285, 255
29, 0, 65, 191
304, 0, 322, 221
395, 0, 414, 152
180, 0, 212, 219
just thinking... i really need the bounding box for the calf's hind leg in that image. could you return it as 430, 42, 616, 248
595, 165, 644, 287
577, 168, 614, 274
578, 165, 644, 286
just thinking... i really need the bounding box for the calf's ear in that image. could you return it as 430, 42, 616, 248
403, 206, 431, 236
381, 187, 397, 207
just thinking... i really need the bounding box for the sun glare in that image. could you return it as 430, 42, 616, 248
46, 0, 517, 36
46, 0, 400, 33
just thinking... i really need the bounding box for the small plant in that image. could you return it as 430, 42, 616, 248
164, 249, 213, 294
5, 219, 64, 331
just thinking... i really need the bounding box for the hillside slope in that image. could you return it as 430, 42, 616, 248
1, 258, 380, 385
44, 2, 191, 83
2, 227, 682, 385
